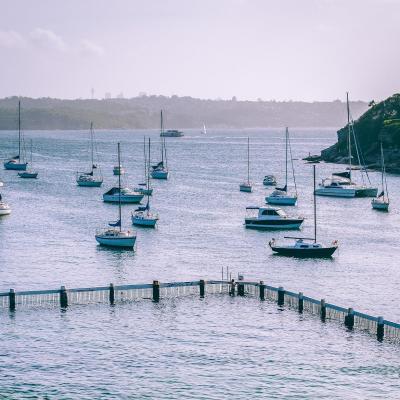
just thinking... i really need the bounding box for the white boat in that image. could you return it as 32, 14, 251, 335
239, 137, 252, 193
244, 206, 303, 230
201, 124, 207, 135
315, 178, 358, 197
151, 110, 169, 179
0, 181, 3, 187
135, 137, 153, 196
103, 187, 144, 203
18, 140, 38, 179
4, 101, 28, 171
0, 197, 11, 215
113, 165, 125, 176
95, 143, 137, 249
132, 138, 159, 228
372, 142, 389, 211
263, 175, 277, 186
269, 164, 338, 258
266, 127, 298, 206
76, 122, 102, 187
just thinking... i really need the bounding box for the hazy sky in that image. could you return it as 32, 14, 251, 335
0, 0, 399, 101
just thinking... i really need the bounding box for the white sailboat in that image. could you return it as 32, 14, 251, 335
239, 137, 252, 192
372, 142, 389, 211
151, 110, 169, 179
201, 123, 207, 135
18, 140, 38, 179
266, 127, 297, 205
4, 101, 28, 171
135, 137, 153, 196
76, 122, 103, 187
0, 193, 11, 216
132, 138, 159, 228
103, 143, 144, 203
96, 143, 137, 248
269, 164, 338, 257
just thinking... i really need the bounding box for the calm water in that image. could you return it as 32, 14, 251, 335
1, 128, 400, 398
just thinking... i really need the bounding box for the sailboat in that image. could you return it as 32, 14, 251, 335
4, 101, 28, 171
132, 138, 159, 228
201, 123, 207, 135
239, 137, 252, 192
269, 164, 338, 257
135, 137, 153, 196
18, 140, 38, 179
266, 127, 297, 205
151, 110, 169, 179
76, 122, 103, 187
0, 193, 11, 216
372, 142, 389, 211
95, 143, 137, 248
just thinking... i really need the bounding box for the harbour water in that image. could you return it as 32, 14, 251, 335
1, 128, 400, 397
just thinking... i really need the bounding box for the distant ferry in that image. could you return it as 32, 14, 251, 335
160, 129, 184, 137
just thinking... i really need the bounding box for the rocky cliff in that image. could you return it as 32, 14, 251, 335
321, 94, 400, 173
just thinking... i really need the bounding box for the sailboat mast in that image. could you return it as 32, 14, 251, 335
160, 110, 164, 164
18, 100, 21, 160
346, 92, 352, 181
30, 139, 33, 166
117, 142, 122, 232
90, 122, 94, 173
313, 164, 317, 243
285, 127, 288, 189
247, 137, 250, 183
147, 137, 151, 213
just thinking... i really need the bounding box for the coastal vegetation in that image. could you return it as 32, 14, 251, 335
321, 94, 400, 173
0, 95, 367, 130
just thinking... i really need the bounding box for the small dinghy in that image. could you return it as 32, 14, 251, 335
269, 164, 338, 258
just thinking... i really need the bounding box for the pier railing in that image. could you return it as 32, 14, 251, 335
1, 279, 399, 343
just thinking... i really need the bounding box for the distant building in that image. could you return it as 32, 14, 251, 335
105, 92, 111, 99
117, 92, 124, 99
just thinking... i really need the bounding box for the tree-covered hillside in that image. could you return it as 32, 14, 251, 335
0, 95, 368, 130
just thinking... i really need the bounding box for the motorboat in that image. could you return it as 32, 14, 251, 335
269, 164, 338, 258
0, 201, 11, 216
95, 143, 137, 249
239, 137, 252, 193
76, 122, 103, 187
244, 206, 303, 230
103, 187, 144, 203
4, 101, 28, 171
160, 129, 184, 137
263, 175, 276, 186
113, 165, 125, 176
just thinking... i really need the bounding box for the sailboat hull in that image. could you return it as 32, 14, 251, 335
103, 194, 144, 203
4, 161, 28, 171
270, 245, 337, 258
131, 216, 158, 227
151, 170, 169, 179
314, 187, 356, 197
77, 179, 103, 187
18, 171, 38, 179
372, 199, 389, 211
356, 187, 378, 197
95, 235, 136, 248
240, 184, 252, 192
265, 196, 297, 206
135, 187, 153, 195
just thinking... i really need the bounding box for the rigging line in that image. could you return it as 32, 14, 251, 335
350, 121, 365, 186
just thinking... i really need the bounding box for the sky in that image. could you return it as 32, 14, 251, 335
0, 0, 399, 102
